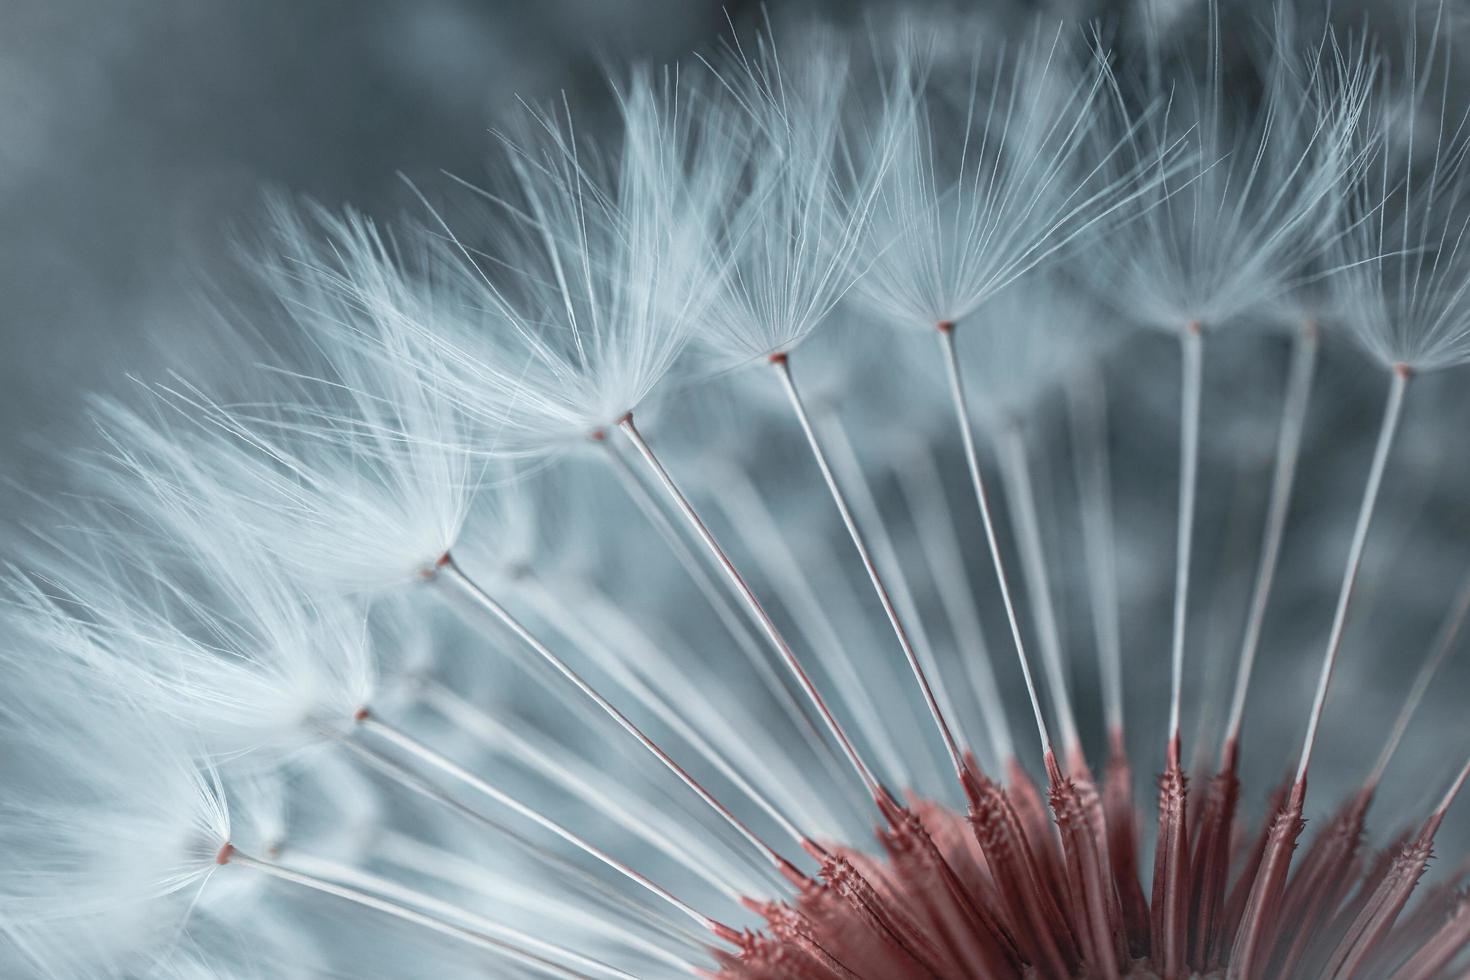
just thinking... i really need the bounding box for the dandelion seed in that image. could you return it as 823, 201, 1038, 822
402, 64, 739, 456
0, 704, 231, 979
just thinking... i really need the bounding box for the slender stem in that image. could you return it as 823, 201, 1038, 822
431, 554, 807, 874
222, 848, 599, 979
1365, 560, 1470, 790
420, 681, 753, 903
1222, 323, 1319, 750
375, 830, 701, 973
708, 462, 921, 791
280, 852, 644, 979
1068, 363, 1125, 741
1296, 366, 1411, 784
822, 413, 970, 792
772, 354, 965, 776
892, 440, 1015, 767
1169, 325, 1203, 745
616, 413, 886, 804
995, 419, 1082, 762
1428, 754, 1470, 834
937, 323, 1052, 756
330, 733, 702, 949
512, 570, 834, 861
598, 439, 842, 789
359, 713, 731, 934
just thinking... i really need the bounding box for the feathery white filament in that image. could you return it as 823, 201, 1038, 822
1335, 7, 1470, 374
857, 21, 1167, 331
697, 26, 883, 369
401, 68, 733, 455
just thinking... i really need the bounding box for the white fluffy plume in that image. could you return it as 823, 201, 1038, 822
853, 18, 1173, 331
398, 67, 740, 452
1334, 6, 1470, 372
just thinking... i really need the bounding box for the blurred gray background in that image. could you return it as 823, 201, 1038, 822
0, 0, 757, 474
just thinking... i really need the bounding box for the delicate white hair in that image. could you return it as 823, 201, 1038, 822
398, 66, 742, 452
6, 502, 377, 757
694, 22, 888, 369
0, 691, 232, 979
1335, 3, 1470, 372
86, 242, 480, 595
1084, 8, 1373, 334
852, 17, 1177, 332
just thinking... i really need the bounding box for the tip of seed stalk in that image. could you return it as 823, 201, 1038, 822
768, 351, 789, 365
739, 896, 767, 916
215, 842, 235, 866
353, 706, 372, 723
418, 552, 451, 581
711, 921, 746, 946
588, 428, 606, 442
935, 320, 954, 334
1165, 730, 1183, 770
1043, 746, 1064, 787
775, 856, 811, 888
1394, 361, 1413, 379
616, 411, 633, 426
1107, 725, 1127, 760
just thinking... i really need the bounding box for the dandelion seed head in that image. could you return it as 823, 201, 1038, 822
854, 18, 1167, 332
102, 204, 487, 592
7, 512, 378, 756
397, 66, 740, 454
0, 695, 232, 978
694, 24, 878, 370
1334, 7, 1470, 373
8, 7, 1470, 980
1087, 10, 1372, 336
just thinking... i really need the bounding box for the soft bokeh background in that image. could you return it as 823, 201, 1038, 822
0, 0, 755, 469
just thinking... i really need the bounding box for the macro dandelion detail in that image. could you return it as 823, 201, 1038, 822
9, 3, 1470, 980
